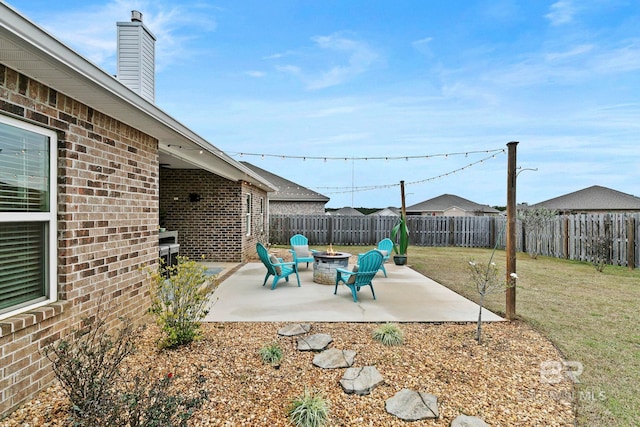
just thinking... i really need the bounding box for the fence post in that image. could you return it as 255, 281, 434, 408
489, 217, 495, 248
563, 217, 570, 259
505, 141, 518, 321
448, 217, 455, 246
628, 216, 636, 270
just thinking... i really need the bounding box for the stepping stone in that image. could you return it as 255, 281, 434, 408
313, 349, 356, 369
450, 414, 490, 427
339, 366, 383, 395
297, 333, 332, 351
385, 388, 439, 421
278, 323, 311, 336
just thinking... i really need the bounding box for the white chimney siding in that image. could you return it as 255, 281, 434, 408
117, 11, 156, 103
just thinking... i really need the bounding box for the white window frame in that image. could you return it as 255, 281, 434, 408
259, 197, 265, 233
245, 193, 252, 236
0, 115, 57, 320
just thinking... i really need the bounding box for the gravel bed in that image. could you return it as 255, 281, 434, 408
1, 321, 575, 426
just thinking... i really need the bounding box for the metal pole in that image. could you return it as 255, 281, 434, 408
506, 141, 518, 320
400, 180, 406, 219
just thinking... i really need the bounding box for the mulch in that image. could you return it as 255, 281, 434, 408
1, 321, 576, 426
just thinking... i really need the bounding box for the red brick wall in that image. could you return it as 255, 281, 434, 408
0, 65, 158, 416
159, 170, 268, 262
242, 181, 269, 261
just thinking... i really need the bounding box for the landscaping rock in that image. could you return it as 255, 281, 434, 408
385, 388, 439, 421
339, 366, 383, 395
297, 333, 332, 351
313, 349, 356, 369
450, 414, 490, 427
277, 323, 311, 336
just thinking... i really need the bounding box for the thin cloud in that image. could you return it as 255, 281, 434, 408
591, 40, 640, 74
263, 51, 296, 60
275, 64, 302, 76
306, 33, 378, 90
272, 32, 379, 90
245, 70, 266, 78
545, 1, 575, 26
544, 44, 593, 61
412, 37, 434, 56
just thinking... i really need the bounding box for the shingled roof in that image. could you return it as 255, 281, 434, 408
407, 194, 500, 215
530, 185, 640, 212
327, 207, 365, 216
241, 162, 329, 203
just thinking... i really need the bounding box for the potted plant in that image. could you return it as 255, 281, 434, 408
390, 212, 409, 265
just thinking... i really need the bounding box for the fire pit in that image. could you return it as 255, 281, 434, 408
312, 249, 352, 285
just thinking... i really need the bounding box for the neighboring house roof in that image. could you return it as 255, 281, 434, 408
407, 194, 500, 215
370, 207, 400, 216
241, 162, 329, 203
530, 185, 640, 212
0, 3, 275, 192
329, 207, 365, 216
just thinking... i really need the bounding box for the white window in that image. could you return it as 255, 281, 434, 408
0, 115, 57, 320
245, 193, 252, 236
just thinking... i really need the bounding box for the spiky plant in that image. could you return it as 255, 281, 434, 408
288, 388, 330, 427
258, 342, 283, 365
372, 322, 404, 346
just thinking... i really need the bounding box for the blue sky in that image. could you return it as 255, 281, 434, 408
7, 0, 640, 208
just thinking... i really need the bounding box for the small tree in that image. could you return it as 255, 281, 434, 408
588, 235, 612, 272
146, 256, 217, 349
518, 207, 557, 259
468, 258, 517, 344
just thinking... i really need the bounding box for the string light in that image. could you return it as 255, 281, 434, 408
161, 144, 508, 197
313, 151, 503, 195
226, 148, 504, 161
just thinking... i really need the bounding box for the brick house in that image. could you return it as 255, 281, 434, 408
0, 5, 274, 416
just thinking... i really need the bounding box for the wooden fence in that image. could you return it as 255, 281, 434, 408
269, 213, 640, 268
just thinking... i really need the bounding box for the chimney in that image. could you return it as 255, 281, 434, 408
116, 11, 156, 103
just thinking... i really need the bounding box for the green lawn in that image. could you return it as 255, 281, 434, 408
319, 245, 640, 426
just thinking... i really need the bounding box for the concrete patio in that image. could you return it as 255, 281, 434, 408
202, 261, 503, 323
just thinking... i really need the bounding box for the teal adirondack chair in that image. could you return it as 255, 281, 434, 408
334, 249, 384, 302
358, 238, 393, 277
289, 234, 318, 269
256, 243, 300, 290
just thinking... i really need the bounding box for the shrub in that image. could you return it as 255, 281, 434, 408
123, 371, 209, 427
589, 235, 612, 272
288, 388, 330, 427
42, 300, 207, 426
146, 256, 217, 349
259, 342, 283, 365
42, 302, 138, 424
372, 322, 404, 346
